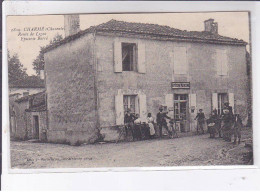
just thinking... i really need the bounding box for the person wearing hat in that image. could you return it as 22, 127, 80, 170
207, 109, 219, 138
156, 106, 172, 138
195, 109, 206, 134
224, 102, 233, 115
124, 108, 135, 141
221, 108, 234, 142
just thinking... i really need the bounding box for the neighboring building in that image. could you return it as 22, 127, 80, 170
10, 91, 47, 141
9, 75, 45, 97
43, 18, 248, 144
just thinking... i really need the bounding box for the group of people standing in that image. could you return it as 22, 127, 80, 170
124, 106, 178, 141
124, 110, 155, 141
195, 102, 242, 144
124, 102, 242, 144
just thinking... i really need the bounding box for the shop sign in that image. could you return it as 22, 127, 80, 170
171, 82, 190, 89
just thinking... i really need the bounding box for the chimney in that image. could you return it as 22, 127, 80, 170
64, 15, 80, 37
204, 19, 218, 34
40, 70, 44, 80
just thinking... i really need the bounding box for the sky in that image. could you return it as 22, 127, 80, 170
7, 12, 249, 75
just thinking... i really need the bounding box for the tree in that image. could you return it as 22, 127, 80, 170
8, 51, 28, 84
32, 34, 63, 75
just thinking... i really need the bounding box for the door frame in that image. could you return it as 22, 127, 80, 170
173, 93, 190, 132
32, 114, 40, 139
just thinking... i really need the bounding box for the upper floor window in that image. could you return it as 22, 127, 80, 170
216, 49, 228, 76
173, 46, 188, 75
114, 40, 146, 73
122, 43, 137, 71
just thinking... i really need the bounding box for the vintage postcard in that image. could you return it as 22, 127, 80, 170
6, 12, 253, 169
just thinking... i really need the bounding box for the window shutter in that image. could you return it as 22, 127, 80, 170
165, 94, 173, 117
222, 51, 228, 75
115, 93, 124, 125
216, 49, 228, 75
139, 93, 147, 122
138, 42, 146, 73
189, 93, 196, 110
212, 93, 218, 111
114, 40, 122, 73
165, 94, 173, 109
169, 51, 175, 81
228, 93, 234, 112
173, 46, 187, 74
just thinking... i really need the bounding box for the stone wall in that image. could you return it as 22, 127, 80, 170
11, 101, 29, 140
44, 33, 99, 145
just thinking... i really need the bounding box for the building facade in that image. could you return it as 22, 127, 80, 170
43, 19, 248, 144
10, 91, 47, 141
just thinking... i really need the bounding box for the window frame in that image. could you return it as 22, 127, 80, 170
123, 95, 139, 115
121, 42, 137, 72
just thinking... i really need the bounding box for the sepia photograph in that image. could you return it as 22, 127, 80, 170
7, 12, 253, 169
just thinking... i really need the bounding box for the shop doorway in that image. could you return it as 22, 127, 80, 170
174, 94, 190, 132
33, 115, 40, 139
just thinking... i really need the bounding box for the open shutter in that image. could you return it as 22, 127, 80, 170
165, 94, 173, 109
189, 93, 197, 111
212, 93, 218, 111
115, 93, 124, 125
138, 42, 146, 73
228, 93, 234, 112
165, 94, 174, 117
114, 40, 122, 73
139, 93, 147, 122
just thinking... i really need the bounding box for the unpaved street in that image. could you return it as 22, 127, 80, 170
11, 130, 253, 169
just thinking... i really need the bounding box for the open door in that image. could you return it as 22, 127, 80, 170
33, 115, 40, 139
174, 94, 190, 132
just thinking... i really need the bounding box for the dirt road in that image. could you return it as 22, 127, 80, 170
10, 131, 253, 169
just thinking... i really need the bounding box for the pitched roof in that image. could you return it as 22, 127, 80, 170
15, 91, 45, 103
43, 19, 247, 53
9, 76, 45, 88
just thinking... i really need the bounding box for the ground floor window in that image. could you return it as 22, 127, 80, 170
217, 93, 228, 115
174, 94, 188, 120
123, 95, 138, 114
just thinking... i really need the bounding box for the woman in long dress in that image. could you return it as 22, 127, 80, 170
147, 113, 156, 138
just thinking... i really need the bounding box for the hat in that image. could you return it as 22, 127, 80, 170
224, 102, 229, 105
159, 106, 163, 110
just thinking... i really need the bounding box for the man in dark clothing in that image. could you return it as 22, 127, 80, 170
124, 109, 135, 141
156, 106, 172, 138
195, 109, 205, 134
233, 114, 242, 144
224, 102, 233, 115
221, 108, 234, 142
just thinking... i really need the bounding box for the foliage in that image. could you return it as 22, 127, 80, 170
8, 50, 28, 84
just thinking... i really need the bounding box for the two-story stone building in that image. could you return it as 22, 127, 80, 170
43, 18, 248, 145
